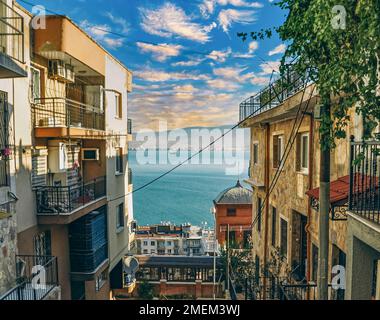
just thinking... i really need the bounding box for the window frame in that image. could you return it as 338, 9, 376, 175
116, 202, 125, 230
271, 206, 277, 247
253, 142, 259, 165
280, 217, 288, 260
115, 147, 124, 174
227, 208, 237, 217
273, 134, 285, 169
114, 91, 122, 119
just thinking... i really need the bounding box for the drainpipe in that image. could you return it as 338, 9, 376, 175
263, 123, 270, 299
305, 113, 314, 299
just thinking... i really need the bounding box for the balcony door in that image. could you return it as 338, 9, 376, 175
291, 211, 307, 282
0, 91, 9, 187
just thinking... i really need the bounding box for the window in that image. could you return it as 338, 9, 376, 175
167, 241, 172, 246
115, 92, 122, 118
143, 249, 148, 254
296, 133, 309, 172
95, 270, 108, 292
168, 249, 172, 254
227, 208, 236, 216
116, 203, 125, 229
30, 67, 41, 100
143, 241, 148, 246
280, 218, 288, 258
312, 244, 319, 282
273, 135, 284, 169
271, 206, 277, 246
253, 143, 259, 165
115, 148, 123, 174
151, 241, 155, 246
257, 197, 262, 232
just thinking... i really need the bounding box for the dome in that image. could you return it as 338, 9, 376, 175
213, 180, 252, 205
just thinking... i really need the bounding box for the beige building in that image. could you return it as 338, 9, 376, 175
0, 4, 134, 300
239, 65, 375, 299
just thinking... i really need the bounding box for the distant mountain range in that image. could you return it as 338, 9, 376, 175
129, 125, 250, 151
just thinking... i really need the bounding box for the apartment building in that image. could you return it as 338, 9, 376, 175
238, 64, 370, 299
135, 223, 215, 256
0, 0, 62, 300
0, 8, 135, 300
213, 180, 252, 248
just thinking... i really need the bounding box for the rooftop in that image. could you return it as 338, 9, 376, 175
214, 180, 252, 205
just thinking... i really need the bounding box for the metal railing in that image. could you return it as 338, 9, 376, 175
239, 63, 309, 122
36, 176, 106, 214
349, 139, 380, 224
279, 282, 345, 300
32, 98, 105, 131
127, 118, 132, 135
0, 0, 24, 63
0, 255, 58, 300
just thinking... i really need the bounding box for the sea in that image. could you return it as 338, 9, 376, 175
129, 150, 250, 227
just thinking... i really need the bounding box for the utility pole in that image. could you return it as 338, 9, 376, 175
318, 102, 330, 300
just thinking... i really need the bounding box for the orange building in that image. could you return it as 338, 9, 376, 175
213, 181, 253, 248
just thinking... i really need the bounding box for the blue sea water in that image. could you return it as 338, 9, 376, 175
129, 150, 250, 226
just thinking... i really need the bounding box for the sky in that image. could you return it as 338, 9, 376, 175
21, 0, 287, 131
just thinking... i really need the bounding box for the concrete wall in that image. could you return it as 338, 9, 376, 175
105, 55, 133, 273
345, 213, 380, 300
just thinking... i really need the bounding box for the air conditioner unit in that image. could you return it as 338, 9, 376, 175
48, 60, 66, 80
65, 64, 75, 83
82, 148, 99, 161
48, 142, 68, 173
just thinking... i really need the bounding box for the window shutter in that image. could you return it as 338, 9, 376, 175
273, 136, 279, 168
31, 155, 47, 189
296, 133, 301, 171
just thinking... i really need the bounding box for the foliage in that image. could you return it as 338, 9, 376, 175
137, 280, 154, 300
239, 0, 380, 148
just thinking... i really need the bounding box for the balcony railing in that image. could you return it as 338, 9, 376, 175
36, 176, 106, 215
32, 98, 105, 131
239, 64, 309, 122
349, 139, 380, 224
0, 0, 24, 63
0, 255, 58, 300
127, 118, 132, 135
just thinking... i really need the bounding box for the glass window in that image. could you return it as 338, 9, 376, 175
116, 203, 124, 229
227, 208, 236, 216
115, 148, 123, 174
280, 218, 288, 258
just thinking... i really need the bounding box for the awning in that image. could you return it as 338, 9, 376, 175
305, 175, 350, 204
305, 175, 350, 221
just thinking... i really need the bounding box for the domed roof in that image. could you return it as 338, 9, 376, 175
213, 180, 252, 205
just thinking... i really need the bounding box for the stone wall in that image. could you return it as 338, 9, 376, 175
0, 215, 17, 296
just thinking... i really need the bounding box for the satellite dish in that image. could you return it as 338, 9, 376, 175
123, 256, 139, 274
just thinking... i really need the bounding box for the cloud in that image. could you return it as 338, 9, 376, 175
200, 0, 263, 17
232, 52, 254, 59
135, 68, 210, 82
268, 44, 286, 56
136, 42, 183, 62
80, 20, 123, 48
105, 12, 129, 33
248, 41, 259, 53
172, 57, 205, 67
218, 9, 257, 33
213, 66, 254, 83
173, 84, 198, 93
207, 47, 232, 63
206, 78, 240, 91
259, 61, 281, 75
251, 77, 269, 85
140, 3, 212, 43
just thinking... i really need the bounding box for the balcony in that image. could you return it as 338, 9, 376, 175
0, 255, 59, 300
0, 1, 27, 78
239, 64, 311, 124
36, 176, 106, 224
348, 139, 380, 224
32, 98, 105, 138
